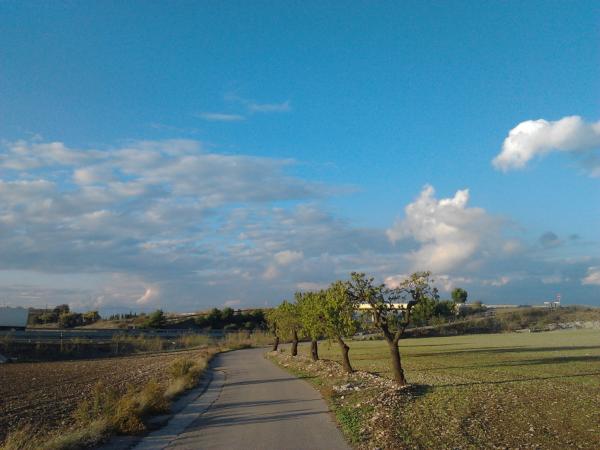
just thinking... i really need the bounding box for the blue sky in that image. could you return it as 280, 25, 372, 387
0, 1, 598, 311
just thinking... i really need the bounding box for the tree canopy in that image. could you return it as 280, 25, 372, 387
451, 287, 468, 304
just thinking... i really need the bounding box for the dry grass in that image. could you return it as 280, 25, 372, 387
222, 330, 272, 349
164, 354, 211, 399
1, 350, 216, 450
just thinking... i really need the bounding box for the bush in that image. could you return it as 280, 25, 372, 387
143, 310, 166, 329
58, 312, 83, 328
168, 358, 195, 379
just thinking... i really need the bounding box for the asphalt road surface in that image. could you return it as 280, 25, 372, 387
163, 348, 350, 450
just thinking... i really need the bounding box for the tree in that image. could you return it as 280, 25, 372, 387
221, 307, 234, 323
265, 308, 282, 351
297, 290, 325, 361
206, 308, 222, 328
451, 287, 468, 304
54, 304, 70, 315
277, 301, 302, 356
83, 311, 101, 325
249, 309, 266, 329
145, 309, 166, 328
347, 271, 438, 386
434, 300, 455, 319
58, 312, 83, 328
322, 280, 357, 373
410, 296, 437, 326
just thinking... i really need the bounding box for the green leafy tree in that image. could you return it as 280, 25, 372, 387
347, 271, 438, 386
221, 307, 235, 323
54, 304, 70, 315
265, 308, 282, 351
411, 296, 437, 326
451, 287, 468, 304
250, 309, 266, 328
206, 308, 222, 328
277, 301, 302, 356
83, 311, 101, 325
296, 290, 326, 361
58, 312, 83, 328
434, 300, 455, 319
323, 280, 358, 373
145, 309, 167, 329
38, 311, 57, 324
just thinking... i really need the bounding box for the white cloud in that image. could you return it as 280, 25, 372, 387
248, 101, 291, 113
483, 276, 511, 287
295, 281, 328, 291
0, 138, 335, 307
386, 185, 501, 273
0, 137, 597, 309
274, 250, 303, 266
493, 115, 600, 174
582, 267, 600, 286
136, 287, 159, 305
383, 274, 408, 289
262, 265, 279, 280
541, 274, 564, 284
198, 112, 245, 122
434, 275, 473, 292
224, 93, 291, 114
223, 299, 241, 307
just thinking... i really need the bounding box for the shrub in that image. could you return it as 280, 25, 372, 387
73, 380, 169, 437
143, 310, 166, 329
74, 382, 118, 425
168, 358, 195, 379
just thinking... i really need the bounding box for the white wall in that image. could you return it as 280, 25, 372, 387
0, 307, 29, 328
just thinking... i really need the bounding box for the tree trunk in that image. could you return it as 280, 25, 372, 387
310, 339, 319, 361
272, 335, 279, 352
386, 337, 407, 386
291, 330, 299, 356
337, 336, 353, 373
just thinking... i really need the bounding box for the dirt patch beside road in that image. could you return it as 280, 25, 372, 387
0, 348, 210, 442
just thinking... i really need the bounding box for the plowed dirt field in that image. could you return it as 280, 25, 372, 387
0, 348, 209, 441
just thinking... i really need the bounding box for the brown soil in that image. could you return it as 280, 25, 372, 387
0, 348, 209, 442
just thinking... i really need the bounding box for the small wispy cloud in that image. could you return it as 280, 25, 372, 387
149, 123, 199, 134
225, 93, 292, 114
582, 266, 600, 285
248, 100, 291, 113
198, 112, 246, 122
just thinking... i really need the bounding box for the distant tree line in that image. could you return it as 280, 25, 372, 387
107, 312, 140, 321
31, 304, 102, 328
267, 272, 470, 386
194, 307, 266, 331
130, 307, 267, 330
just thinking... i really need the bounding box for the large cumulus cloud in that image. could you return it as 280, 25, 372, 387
492, 116, 600, 175
386, 185, 506, 273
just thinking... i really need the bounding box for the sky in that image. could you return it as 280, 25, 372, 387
0, 1, 598, 312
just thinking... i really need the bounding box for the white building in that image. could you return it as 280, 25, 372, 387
0, 307, 29, 330
356, 302, 409, 311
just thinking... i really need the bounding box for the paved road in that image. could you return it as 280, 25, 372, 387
164, 348, 350, 450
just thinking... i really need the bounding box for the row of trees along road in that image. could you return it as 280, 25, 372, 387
267, 271, 442, 386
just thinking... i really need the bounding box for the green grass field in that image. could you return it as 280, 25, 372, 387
296, 329, 600, 448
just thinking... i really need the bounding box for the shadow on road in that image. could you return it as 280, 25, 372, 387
210, 398, 317, 411
225, 376, 311, 387
190, 408, 329, 429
